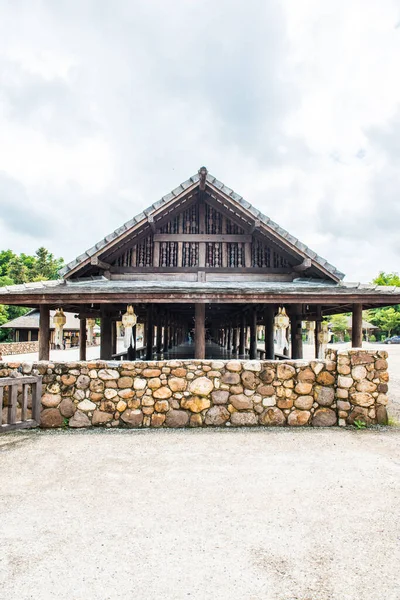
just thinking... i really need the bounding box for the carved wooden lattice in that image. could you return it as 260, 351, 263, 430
159, 205, 199, 234
115, 236, 154, 267
182, 243, 198, 267
160, 242, 178, 267
227, 243, 244, 268
252, 239, 289, 269
206, 242, 222, 267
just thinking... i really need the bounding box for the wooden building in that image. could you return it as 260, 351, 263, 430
0, 309, 99, 348
1, 167, 400, 361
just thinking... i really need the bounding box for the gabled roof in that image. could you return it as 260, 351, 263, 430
59, 168, 345, 281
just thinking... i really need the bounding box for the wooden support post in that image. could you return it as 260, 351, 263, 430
239, 313, 246, 356
79, 318, 87, 361
195, 304, 206, 359
163, 318, 169, 352
156, 314, 163, 354
352, 303, 363, 348
39, 305, 50, 361
111, 320, 117, 356
290, 304, 303, 359
315, 306, 321, 359
227, 327, 231, 352
244, 243, 252, 268
146, 305, 154, 360
250, 306, 257, 359
127, 324, 137, 360
264, 305, 275, 360
100, 315, 112, 360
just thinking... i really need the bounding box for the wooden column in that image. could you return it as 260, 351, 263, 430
232, 327, 238, 354
227, 327, 232, 352
79, 318, 87, 361
163, 318, 169, 352
352, 303, 363, 348
195, 303, 206, 359
239, 313, 245, 356
127, 324, 137, 360
290, 304, 303, 359
100, 315, 112, 360
264, 305, 275, 360
315, 306, 321, 359
146, 305, 154, 360
39, 305, 50, 361
249, 306, 257, 359
111, 321, 117, 356
156, 314, 163, 354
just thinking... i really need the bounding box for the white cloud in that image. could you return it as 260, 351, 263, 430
0, 0, 399, 282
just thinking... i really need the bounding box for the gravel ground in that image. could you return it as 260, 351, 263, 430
0, 427, 399, 600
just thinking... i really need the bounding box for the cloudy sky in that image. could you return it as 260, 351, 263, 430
1, 0, 400, 282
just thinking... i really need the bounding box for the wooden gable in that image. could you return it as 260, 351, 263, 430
62, 168, 343, 283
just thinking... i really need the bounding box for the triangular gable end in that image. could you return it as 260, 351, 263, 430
60, 168, 344, 282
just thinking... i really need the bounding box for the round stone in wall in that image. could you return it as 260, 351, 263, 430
189, 377, 213, 396
204, 406, 230, 426
312, 408, 337, 427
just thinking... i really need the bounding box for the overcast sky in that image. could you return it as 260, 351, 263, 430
1, 0, 400, 282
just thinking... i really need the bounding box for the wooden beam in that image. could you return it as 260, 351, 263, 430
153, 234, 252, 243
293, 258, 312, 272
90, 257, 111, 270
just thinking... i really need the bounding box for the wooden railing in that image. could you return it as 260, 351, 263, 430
0, 376, 42, 432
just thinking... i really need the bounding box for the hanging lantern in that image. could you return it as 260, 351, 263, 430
274, 307, 289, 353
87, 318, 96, 345
53, 308, 67, 348
122, 305, 137, 348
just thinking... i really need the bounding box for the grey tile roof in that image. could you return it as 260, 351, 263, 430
58, 169, 345, 281
1, 278, 400, 299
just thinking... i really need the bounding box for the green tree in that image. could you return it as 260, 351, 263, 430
369, 307, 400, 338
33, 247, 64, 280
7, 256, 29, 284
329, 314, 348, 341
373, 271, 400, 286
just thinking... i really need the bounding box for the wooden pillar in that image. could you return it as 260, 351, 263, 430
79, 317, 87, 361
227, 327, 232, 352
100, 315, 112, 360
127, 324, 137, 360
290, 304, 303, 359
264, 305, 275, 360
249, 306, 257, 359
146, 305, 154, 360
156, 315, 163, 354
111, 321, 117, 356
195, 303, 206, 359
315, 306, 321, 359
239, 313, 245, 355
352, 304, 363, 348
232, 327, 238, 354
163, 318, 169, 352
39, 305, 50, 361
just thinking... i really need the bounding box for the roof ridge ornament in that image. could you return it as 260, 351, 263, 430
198, 166, 208, 191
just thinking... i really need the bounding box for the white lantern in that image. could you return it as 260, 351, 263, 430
53, 308, 66, 348
274, 307, 289, 353
122, 305, 137, 348
87, 318, 96, 345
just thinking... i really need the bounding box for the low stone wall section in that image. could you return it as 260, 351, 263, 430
0, 349, 389, 428
0, 341, 39, 356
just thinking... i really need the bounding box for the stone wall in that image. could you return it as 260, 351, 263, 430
0, 349, 389, 428
0, 341, 39, 356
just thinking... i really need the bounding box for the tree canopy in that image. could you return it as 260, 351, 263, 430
0, 248, 64, 341
368, 271, 400, 339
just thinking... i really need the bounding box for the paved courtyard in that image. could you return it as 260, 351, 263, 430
0, 427, 399, 600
